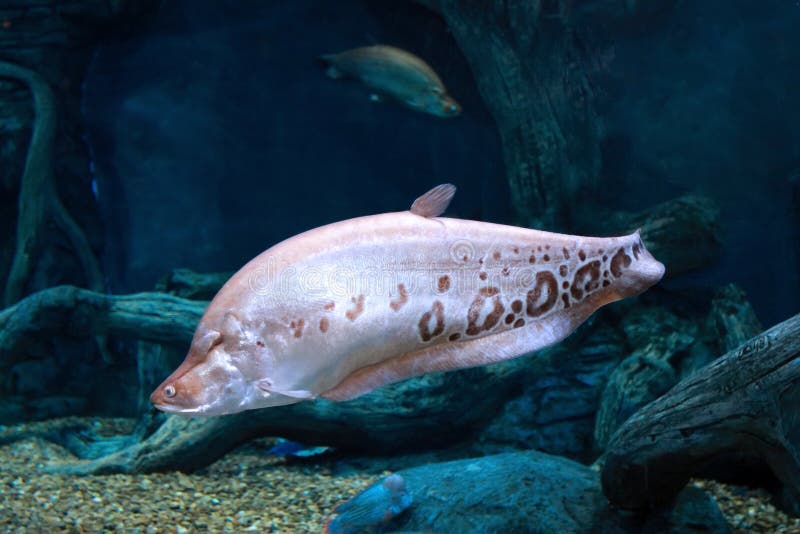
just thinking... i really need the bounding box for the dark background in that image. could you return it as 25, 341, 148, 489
83, 0, 800, 326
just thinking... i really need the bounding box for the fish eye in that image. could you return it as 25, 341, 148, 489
164, 384, 176, 398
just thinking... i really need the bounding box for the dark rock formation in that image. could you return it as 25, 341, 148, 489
601, 313, 800, 513
475, 322, 623, 462
339, 450, 729, 533
707, 284, 763, 353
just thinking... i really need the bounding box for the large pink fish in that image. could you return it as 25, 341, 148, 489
151, 185, 664, 415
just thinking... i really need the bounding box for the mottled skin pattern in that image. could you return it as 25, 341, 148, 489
151, 185, 664, 415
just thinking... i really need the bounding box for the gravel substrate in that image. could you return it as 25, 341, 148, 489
0, 418, 377, 532
0, 417, 798, 533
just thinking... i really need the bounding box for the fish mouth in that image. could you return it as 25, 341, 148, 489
152, 403, 205, 415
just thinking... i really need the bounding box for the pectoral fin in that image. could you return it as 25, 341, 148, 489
257, 380, 315, 399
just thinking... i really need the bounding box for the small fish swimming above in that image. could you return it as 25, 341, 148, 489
318, 45, 461, 118
151, 184, 665, 416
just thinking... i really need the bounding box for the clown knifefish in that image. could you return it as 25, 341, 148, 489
151, 184, 664, 415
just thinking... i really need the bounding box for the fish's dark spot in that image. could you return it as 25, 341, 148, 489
571, 260, 601, 300
603, 270, 609, 278
545, 245, 550, 250
561, 294, 570, 308
292, 318, 305, 338
562, 248, 570, 260
562, 281, 569, 289
559, 265, 568, 277
478, 258, 484, 265
578, 250, 586, 261
479, 271, 487, 281
419, 300, 445, 342
511, 300, 522, 313
602, 280, 610, 287
513, 247, 519, 254
543, 254, 550, 262
602, 255, 608, 262
324, 301, 335, 311
529, 254, 536, 264
449, 332, 461, 341
526, 271, 558, 318
537, 246, 543, 252
493, 251, 501, 260
438, 275, 451, 292
632, 244, 641, 260
505, 313, 515, 325
598, 248, 604, 254
346, 295, 365, 321
390, 284, 407, 311
256, 340, 264, 348
319, 317, 329, 333
610, 249, 632, 278
466, 291, 505, 335
513, 318, 525, 328
502, 267, 510, 276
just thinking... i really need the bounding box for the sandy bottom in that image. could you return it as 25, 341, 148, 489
0, 417, 798, 533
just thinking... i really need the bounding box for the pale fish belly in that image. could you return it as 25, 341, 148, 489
231, 212, 653, 399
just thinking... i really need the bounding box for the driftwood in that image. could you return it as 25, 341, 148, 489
333, 450, 729, 533
0, 285, 203, 367
48, 356, 543, 474
155, 268, 233, 300
0, 61, 103, 306
601, 313, 800, 512
416, 0, 601, 229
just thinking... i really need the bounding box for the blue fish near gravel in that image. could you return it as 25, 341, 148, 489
267, 438, 332, 458
325, 474, 412, 534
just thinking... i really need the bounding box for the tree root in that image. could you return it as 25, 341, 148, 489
0, 60, 103, 306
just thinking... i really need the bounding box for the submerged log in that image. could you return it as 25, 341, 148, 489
0, 285, 203, 367
48, 359, 535, 474
330, 450, 729, 533
601, 313, 800, 512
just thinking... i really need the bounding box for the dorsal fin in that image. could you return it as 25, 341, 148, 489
409, 184, 456, 217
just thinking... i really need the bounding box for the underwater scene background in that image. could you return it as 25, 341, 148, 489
1, 0, 799, 532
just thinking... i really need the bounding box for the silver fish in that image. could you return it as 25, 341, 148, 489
319, 45, 462, 118
151, 184, 664, 416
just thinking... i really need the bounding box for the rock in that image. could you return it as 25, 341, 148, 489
707, 284, 763, 354
335, 449, 729, 533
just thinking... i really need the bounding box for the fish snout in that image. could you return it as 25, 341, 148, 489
617, 232, 665, 296
437, 96, 462, 117
150, 370, 205, 414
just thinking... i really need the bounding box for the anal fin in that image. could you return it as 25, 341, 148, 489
320, 293, 613, 402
